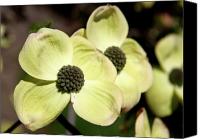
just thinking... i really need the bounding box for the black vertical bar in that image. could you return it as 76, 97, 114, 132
57, 115, 81, 135
4, 120, 21, 133
183, 1, 197, 138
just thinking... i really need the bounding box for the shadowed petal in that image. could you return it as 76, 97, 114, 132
115, 70, 141, 112
121, 39, 153, 93
152, 118, 170, 138
145, 68, 178, 117
155, 34, 183, 73
135, 108, 151, 137
14, 79, 70, 131
175, 86, 183, 103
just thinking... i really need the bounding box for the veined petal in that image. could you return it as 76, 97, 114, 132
71, 36, 117, 81
155, 34, 183, 73
86, 5, 128, 51
121, 38, 147, 57
145, 68, 178, 117
14, 79, 70, 131
115, 70, 141, 112
135, 108, 151, 137
175, 86, 183, 103
71, 80, 122, 126
121, 39, 153, 93
72, 28, 86, 37
152, 118, 170, 138
19, 28, 73, 81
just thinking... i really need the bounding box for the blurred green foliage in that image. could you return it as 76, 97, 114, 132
0, 24, 11, 48
29, 21, 52, 33
75, 113, 135, 136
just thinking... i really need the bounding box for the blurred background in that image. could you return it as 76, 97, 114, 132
0, 1, 183, 137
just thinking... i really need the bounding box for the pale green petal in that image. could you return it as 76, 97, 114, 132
121, 39, 153, 93
152, 118, 170, 138
71, 36, 117, 81
14, 80, 70, 131
115, 39, 153, 111
71, 80, 122, 126
145, 68, 178, 117
86, 5, 128, 51
121, 38, 147, 57
115, 70, 141, 112
155, 34, 183, 72
72, 28, 86, 37
175, 86, 183, 103
135, 108, 151, 137
19, 28, 73, 80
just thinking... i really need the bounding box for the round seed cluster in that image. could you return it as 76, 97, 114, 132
56, 65, 85, 93
104, 46, 126, 74
169, 68, 183, 86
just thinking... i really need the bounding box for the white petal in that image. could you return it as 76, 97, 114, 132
86, 5, 128, 51
14, 80, 70, 131
19, 28, 73, 80
71, 80, 122, 126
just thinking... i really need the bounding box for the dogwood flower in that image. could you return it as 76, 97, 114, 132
135, 108, 169, 138
14, 28, 122, 131
145, 33, 183, 117
72, 5, 153, 112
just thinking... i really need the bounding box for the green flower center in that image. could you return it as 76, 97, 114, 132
56, 65, 85, 93
169, 68, 183, 86
104, 46, 126, 74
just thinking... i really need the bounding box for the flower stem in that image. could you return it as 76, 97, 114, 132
3, 115, 81, 135
57, 114, 81, 135
4, 120, 21, 133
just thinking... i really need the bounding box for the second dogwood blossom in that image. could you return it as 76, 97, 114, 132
73, 5, 153, 112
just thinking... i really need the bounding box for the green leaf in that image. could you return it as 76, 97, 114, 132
75, 113, 134, 136
29, 21, 52, 33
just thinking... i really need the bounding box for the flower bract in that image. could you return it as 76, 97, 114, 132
135, 108, 169, 138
